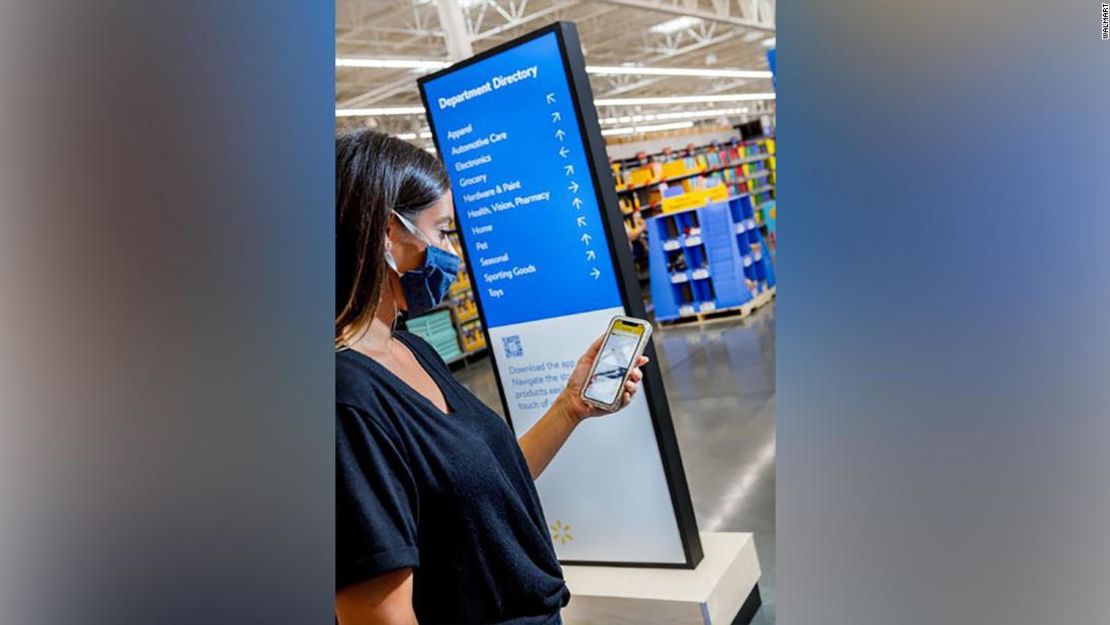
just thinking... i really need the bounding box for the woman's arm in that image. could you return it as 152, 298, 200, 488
517, 335, 649, 479
336, 568, 418, 625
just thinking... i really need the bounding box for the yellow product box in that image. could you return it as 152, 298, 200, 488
766, 138, 776, 154
463, 327, 487, 352
450, 271, 469, 293
660, 160, 689, 180
706, 184, 728, 202
628, 166, 657, 187
661, 184, 728, 214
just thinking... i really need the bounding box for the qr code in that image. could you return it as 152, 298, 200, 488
502, 335, 523, 358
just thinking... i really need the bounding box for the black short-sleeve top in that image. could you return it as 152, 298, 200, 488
336, 331, 570, 625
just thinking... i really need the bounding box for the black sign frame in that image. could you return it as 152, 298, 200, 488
418, 21, 703, 570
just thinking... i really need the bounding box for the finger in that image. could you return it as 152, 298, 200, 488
582, 334, 605, 360
627, 367, 643, 384
622, 390, 632, 406
624, 380, 637, 394
637, 355, 650, 366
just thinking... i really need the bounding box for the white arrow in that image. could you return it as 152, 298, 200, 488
551, 111, 561, 122
568, 181, 579, 193
564, 164, 574, 176
590, 267, 601, 279
586, 249, 596, 260
555, 129, 565, 141
581, 233, 592, 245
576, 216, 587, 227
546, 93, 556, 104
572, 197, 583, 209
559, 146, 569, 158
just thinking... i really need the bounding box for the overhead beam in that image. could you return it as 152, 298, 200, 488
337, 4, 417, 45
594, 0, 774, 31
597, 30, 742, 97
434, 0, 474, 60
471, 0, 580, 43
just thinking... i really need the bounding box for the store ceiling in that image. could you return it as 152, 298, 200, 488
336, 0, 776, 144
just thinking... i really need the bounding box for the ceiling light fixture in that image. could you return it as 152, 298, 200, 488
586, 65, 771, 79
761, 37, 776, 47
595, 93, 776, 106
336, 58, 450, 69
337, 58, 769, 79
601, 121, 696, 136
335, 106, 426, 117
599, 106, 764, 125
601, 127, 635, 137
336, 97, 775, 117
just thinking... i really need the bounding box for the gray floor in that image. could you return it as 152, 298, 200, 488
454, 304, 776, 624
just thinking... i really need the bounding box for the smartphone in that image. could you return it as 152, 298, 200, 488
580, 316, 653, 412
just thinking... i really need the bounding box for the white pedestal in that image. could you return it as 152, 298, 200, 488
560, 532, 761, 625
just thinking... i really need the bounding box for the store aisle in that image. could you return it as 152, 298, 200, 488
454, 304, 777, 624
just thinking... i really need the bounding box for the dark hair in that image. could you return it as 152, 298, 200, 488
336, 130, 449, 346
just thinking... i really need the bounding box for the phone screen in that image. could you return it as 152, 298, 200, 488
583, 320, 646, 405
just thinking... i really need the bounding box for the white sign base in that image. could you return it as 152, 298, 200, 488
488, 306, 686, 564
560, 532, 761, 625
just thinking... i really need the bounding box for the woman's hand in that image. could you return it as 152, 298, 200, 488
519, 334, 652, 479
557, 334, 651, 424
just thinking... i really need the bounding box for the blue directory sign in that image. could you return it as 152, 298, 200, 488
419, 31, 621, 329
418, 23, 702, 569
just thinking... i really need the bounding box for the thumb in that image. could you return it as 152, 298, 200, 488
582, 333, 605, 361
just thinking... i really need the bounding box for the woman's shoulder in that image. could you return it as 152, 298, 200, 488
336, 348, 388, 410
335, 351, 410, 444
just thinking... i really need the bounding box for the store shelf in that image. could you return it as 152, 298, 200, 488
646, 195, 776, 323
734, 184, 774, 198
612, 132, 776, 314
616, 160, 772, 195
455, 312, 479, 323
610, 135, 773, 165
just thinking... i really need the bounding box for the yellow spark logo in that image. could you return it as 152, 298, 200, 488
550, 520, 573, 545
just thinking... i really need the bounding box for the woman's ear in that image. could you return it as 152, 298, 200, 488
384, 218, 402, 257
385, 215, 421, 273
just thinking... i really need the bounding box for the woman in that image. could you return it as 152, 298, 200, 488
335, 130, 649, 625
